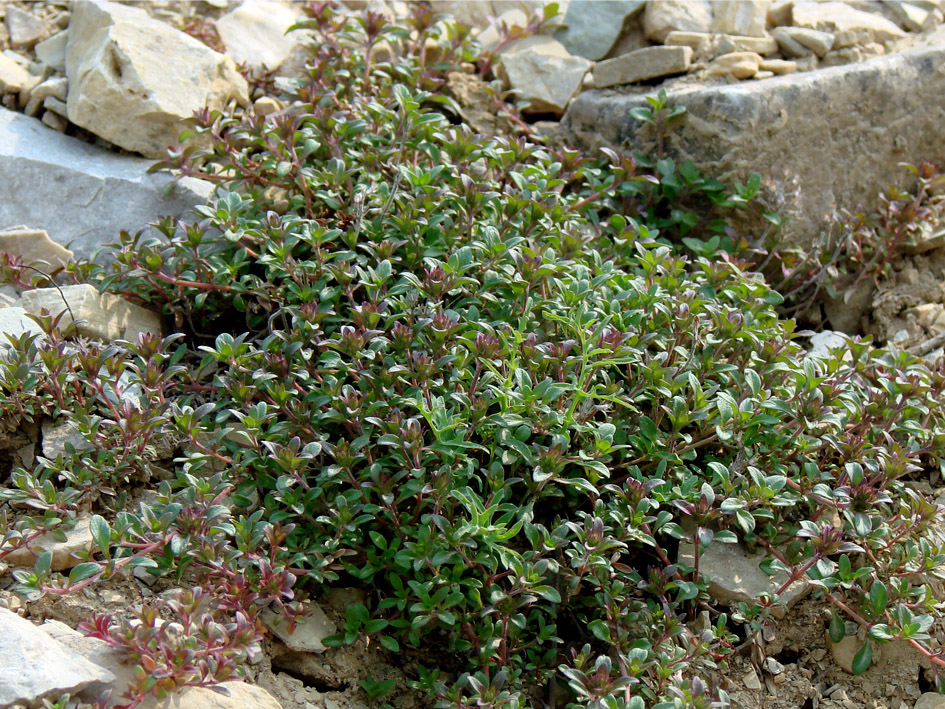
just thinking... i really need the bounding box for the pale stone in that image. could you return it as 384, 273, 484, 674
66, 0, 249, 158
41, 110, 68, 132
501, 36, 591, 115
22, 284, 163, 342
0, 53, 30, 93
915, 692, 945, 709
0, 307, 43, 341
717, 33, 779, 55
428, 1, 495, 28
476, 9, 528, 53
768, 0, 794, 27
753, 69, 774, 79
555, 0, 646, 61
0, 106, 213, 263
774, 26, 834, 56
884, 0, 933, 31
5, 6, 46, 48
792, 1, 907, 46
253, 96, 284, 116
759, 57, 798, 73
0, 609, 114, 706
806, 330, 849, 359
742, 667, 762, 690
663, 30, 713, 50
909, 304, 945, 334
262, 605, 337, 654
707, 51, 762, 79
643, 0, 712, 42
216, 0, 303, 70
41, 419, 91, 459
34, 30, 68, 72
593, 45, 693, 88
712, 0, 771, 37
0, 227, 73, 266
828, 634, 863, 674
43, 96, 68, 118
4, 516, 94, 571
677, 541, 809, 614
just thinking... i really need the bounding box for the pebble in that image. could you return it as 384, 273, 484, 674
706, 51, 762, 79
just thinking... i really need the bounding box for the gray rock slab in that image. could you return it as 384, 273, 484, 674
555, 0, 646, 61
562, 40, 945, 251
22, 284, 163, 342
0, 607, 115, 706
4, 514, 94, 571
0, 106, 213, 263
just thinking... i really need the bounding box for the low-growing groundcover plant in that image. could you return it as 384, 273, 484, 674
3, 3, 945, 707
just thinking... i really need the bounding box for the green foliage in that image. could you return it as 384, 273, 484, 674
2, 4, 945, 708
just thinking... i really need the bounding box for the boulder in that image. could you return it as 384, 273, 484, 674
562, 41, 945, 252
791, 1, 907, 46
65, 0, 248, 158
643, 0, 712, 42
0, 608, 114, 707
3, 515, 95, 571
593, 45, 693, 88
555, 0, 646, 61
262, 605, 337, 654
22, 284, 163, 342
0, 106, 213, 262
215, 0, 303, 71
501, 36, 592, 115
711, 0, 771, 37
0, 226, 73, 266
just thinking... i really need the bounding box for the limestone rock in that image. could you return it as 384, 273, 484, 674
4, 516, 95, 571
215, 0, 303, 70
5, 6, 46, 48
0, 106, 213, 262
882, 0, 936, 32
34, 30, 68, 73
909, 303, 945, 334
773, 26, 834, 57
65, 0, 249, 158
22, 284, 163, 342
0, 307, 42, 341
643, 0, 712, 42
428, 1, 495, 28
712, 0, 771, 37
476, 9, 529, 53
665, 31, 778, 57
555, 0, 646, 61
915, 693, 945, 709
42, 419, 92, 459
564, 42, 945, 253
707, 51, 762, 79
791, 1, 907, 46
501, 36, 591, 115
262, 605, 337, 654
827, 634, 864, 674
806, 330, 850, 360
759, 57, 798, 73
677, 541, 809, 614
0, 609, 114, 707
594, 45, 692, 88
0, 53, 30, 94
0, 226, 73, 266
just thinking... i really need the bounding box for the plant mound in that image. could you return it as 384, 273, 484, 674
3, 5, 945, 708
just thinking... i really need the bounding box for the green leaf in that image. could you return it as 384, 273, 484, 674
34, 550, 52, 577
532, 585, 561, 603
379, 635, 399, 652
68, 562, 101, 584
869, 581, 888, 618
852, 640, 872, 675
829, 610, 845, 643
89, 515, 110, 556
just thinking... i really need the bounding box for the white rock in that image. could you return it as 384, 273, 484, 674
4, 515, 95, 571
791, 1, 907, 46
774, 26, 835, 56
0, 53, 30, 94
555, 0, 646, 61
0, 106, 213, 262
66, 0, 249, 158
501, 36, 591, 115
915, 692, 945, 709
677, 540, 809, 614
262, 605, 337, 654
716, 33, 779, 55
5, 6, 46, 48
0, 226, 73, 266
759, 57, 798, 73
41, 110, 67, 132
34, 30, 68, 73
41, 419, 92, 459
909, 303, 945, 334
216, 0, 304, 70
883, 0, 933, 31
476, 9, 529, 53
593, 45, 693, 88
22, 284, 163, 342
807, 330, 849, 359
0, 307, 43, 341
428, 1, 495, 28
712, 0, 771, 37
0, 609, 114, 706
707, 51, 762, 79
643, 0, 712, 42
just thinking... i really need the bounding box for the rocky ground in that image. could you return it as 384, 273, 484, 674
2, 0, 945, 708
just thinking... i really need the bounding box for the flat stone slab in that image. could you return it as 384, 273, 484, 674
562, 37, 945, 250
0, 106, 213, 263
